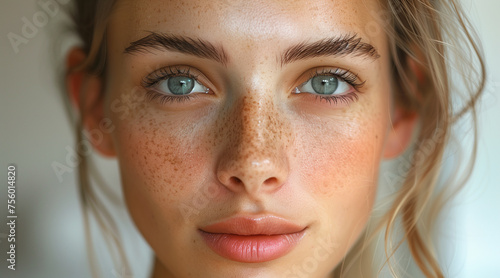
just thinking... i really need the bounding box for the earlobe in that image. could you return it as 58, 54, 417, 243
66, 47, 116, 158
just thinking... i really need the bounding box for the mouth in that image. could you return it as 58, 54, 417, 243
199, 215, 307, 263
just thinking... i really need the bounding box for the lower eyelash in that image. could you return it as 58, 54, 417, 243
145, 90, 195, 104
315, 92, 359, 105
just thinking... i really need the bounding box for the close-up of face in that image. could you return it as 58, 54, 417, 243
2, 0, 498, 277
71, 0, 417, 277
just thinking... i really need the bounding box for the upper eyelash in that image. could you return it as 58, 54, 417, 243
141, 66, 200, 88
307, 68, 365, 89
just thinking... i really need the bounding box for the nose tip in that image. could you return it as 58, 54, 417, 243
215, 95, 291, 196
217, 157, 288, 195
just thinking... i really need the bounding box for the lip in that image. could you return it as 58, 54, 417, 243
199, 215, 306, 263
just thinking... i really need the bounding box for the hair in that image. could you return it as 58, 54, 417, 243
64, 0, 486, 277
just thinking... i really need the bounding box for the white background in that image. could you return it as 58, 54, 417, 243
0, 0, 499, 277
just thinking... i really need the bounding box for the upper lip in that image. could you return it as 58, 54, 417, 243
199, 215, 306, 235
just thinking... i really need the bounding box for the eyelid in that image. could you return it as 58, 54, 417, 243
296, 67, 365, 91
141, 65, 215, 93
289, 67, 363, 106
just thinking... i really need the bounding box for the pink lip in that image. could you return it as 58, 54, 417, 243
199, 215, 306, 263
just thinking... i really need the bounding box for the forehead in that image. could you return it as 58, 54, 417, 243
109, 0, 386, 53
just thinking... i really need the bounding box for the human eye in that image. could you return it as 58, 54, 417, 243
294, 68, 364, 105
141, 66, 211, 104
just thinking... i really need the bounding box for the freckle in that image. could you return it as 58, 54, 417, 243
197, 24, 200, 29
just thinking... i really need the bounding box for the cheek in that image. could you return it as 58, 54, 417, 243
293, 100, 389, 228
301, 119, 384, 196
110, 109, 213, 227
290, 110, 387, 261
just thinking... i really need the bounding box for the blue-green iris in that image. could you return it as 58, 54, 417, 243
311, 75, 339, 95
167, 76, 195, 95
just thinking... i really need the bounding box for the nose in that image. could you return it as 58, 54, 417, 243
216, 94, 291, 197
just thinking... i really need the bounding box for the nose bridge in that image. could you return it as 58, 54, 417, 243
238, 94, 276, 152
230, 92, 285, 170
216, 89, 291, 195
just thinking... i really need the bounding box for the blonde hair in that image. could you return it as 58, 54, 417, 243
64, 0, 485, 277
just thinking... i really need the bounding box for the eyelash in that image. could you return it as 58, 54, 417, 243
142, 66, 202, 104
141, 66, 364, 105
300, 68, 364, 105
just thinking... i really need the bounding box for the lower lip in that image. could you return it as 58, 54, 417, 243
199, 229, 305, 263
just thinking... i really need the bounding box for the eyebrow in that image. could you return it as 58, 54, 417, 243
280, 34, 380, 66
124, 31, 229, 65
124, 32, 379, 67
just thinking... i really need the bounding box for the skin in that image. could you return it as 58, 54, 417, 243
67, 0, 418, 277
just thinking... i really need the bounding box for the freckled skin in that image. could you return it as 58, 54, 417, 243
99, 0, 397, 277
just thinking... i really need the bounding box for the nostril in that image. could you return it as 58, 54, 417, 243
216, 153, 289, 193
263, 177, 278, 185
229, 176, 243, 185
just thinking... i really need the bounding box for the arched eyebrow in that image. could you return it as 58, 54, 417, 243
124, 31, 229, 65
280, 34, 380, 66
124, 32, 379, 66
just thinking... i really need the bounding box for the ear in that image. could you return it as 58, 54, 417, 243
383, 57, 422, 159
383, 107, 418, 159
66, 47, 116, 157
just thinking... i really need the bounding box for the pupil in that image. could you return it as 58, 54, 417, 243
168, 76, 194, 95
311, 75, 338, 95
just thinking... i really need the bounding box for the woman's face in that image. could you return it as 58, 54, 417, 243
89, 0, 411, 277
